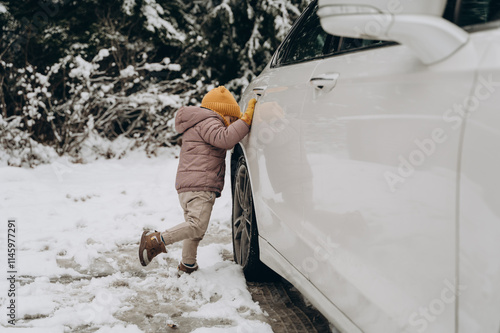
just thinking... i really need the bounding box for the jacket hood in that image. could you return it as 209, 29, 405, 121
175, 106, 224, 134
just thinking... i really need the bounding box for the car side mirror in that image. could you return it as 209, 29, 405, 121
317, 0, 469, 65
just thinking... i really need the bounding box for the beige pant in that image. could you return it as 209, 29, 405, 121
162, 191, 216, 266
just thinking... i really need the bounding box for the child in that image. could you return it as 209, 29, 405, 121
139, 86, 256, 273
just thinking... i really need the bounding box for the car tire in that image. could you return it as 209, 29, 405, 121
232, 155, 276, 282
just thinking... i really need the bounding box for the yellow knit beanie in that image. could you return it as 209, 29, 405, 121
201, 86, 241, 119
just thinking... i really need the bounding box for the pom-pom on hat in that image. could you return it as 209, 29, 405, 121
201, 86, 241, 119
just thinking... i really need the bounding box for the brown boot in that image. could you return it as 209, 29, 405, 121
178, 261, 198, 274
139, 230, 167, 266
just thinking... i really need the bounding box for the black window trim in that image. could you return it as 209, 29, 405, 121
451, 0, 500, 31
463, 19, 500, 32
334, 40, 398, 57
270, 0, 317, 68
274, 41, 398, 68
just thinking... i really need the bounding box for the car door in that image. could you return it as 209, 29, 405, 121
457, 2, 500, 332
298, 2, 477, 332
242, 1, 341, 279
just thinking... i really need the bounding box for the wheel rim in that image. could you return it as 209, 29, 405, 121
233, 162, 253, 267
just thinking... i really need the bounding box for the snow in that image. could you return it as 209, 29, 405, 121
168, 63, 181, 71
95, 49, 111, 62
122, 0, 136, 16
141, 59, 181, 72
212, 0, 234, 25
120, 65, 138, 78
143, 63, 165, 72
0, 3, 7, 14
69, 55, 95, 79
0, 150, 272, 332
141, 0, 186, 42
0, 121, 59, 168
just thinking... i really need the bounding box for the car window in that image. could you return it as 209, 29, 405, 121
456, 0, 500, 26
339, 38, 385, 52
274, 2, 339, 66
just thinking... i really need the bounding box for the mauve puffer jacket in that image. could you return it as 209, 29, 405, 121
175, 106, 250, 197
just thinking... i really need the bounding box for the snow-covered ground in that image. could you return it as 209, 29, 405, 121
0, 149, 273, 332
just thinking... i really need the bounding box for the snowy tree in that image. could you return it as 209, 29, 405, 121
0, 0, 310, 165
176, 0, 310, 96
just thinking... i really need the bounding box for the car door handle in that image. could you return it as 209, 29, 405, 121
310, 73, 340, 90
253, 86, 268, 97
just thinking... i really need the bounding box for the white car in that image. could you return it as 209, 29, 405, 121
230, 0, 500, 332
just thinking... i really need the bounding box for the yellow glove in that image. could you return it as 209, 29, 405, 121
241, 98, 257, 126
